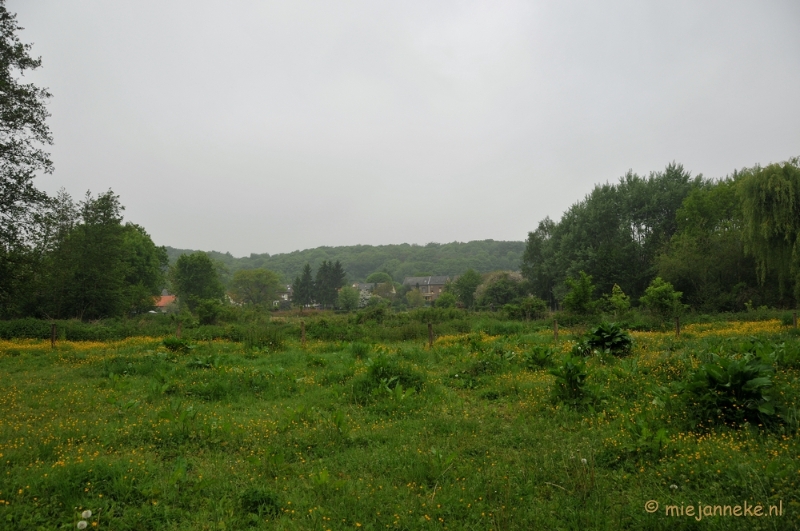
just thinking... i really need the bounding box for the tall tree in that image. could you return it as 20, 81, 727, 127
171, 252, 224, 311
738, 157, 800, 303
29, 190, 166, 319
314, 260, 346, 308
229, 268, 282, 307
521, 163, 700, 305
292, 263, 315, 307
452, 268, 482, 309
656, 178, 766, 311
0, 1, 53, 316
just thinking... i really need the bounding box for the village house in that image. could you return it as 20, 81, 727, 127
402, 276, 450, 302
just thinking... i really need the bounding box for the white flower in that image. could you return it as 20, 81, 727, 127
82, 510, 92, 519
581, 458, 587, 465
77, 521, 88, 530
670, 484, 678, 490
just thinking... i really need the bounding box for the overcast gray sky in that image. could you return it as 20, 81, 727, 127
10, 0, 800, 257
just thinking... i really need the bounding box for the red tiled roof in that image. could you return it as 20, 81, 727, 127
155, 295, 176, 307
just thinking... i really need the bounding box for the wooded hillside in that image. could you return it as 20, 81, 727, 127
166, 240, 525, 285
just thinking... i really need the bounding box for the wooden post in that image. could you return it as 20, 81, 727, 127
50, 323, 56, 349
301, 320, 306, 347
553, 320, 558, 342
176, 321, 182, 338
428, 322, 434, 349
675, 316, 680, 338
793, 310, 798, 329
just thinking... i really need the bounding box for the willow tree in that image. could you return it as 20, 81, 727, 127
738, 157, 800, 303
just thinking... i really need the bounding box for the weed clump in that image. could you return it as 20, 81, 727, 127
239, 487, 281, 520
350, 342, 370, 359
350, 354, 424, 404
521, 345, 555, 370
550, 354, 593, 409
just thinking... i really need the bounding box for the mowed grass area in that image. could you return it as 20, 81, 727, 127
1, 321, 799, 530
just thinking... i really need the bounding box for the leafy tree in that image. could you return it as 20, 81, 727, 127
521, 164, 700, 304
602, 284, 630, 316
476, 271, 525, 309
314, 260, 346, 309
656, 178, 765, 311
434, 291, 456, 308
29, 191, 166, 319
0, 2, 53, 315
0, 1, 53, 248
640, 277, 685, 319
229, 268, 281, 307
292, 263, 315, 307
120, 223, 168, 314
562, 271, 595, 314
337, 286, 360, 311
452, 269, 482, 309
738, 157, 800, 303
171, 252, 224, 311
406, 288, 425, 308
366, 271, 392, 284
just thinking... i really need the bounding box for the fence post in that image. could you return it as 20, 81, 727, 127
50, 323, 56, 349
793, 310, 797, 329
176, 321, 182, 339
553, 320, 558, 342
428, 322, 434, 349
675, 316, 680, 338
301, 320, 306, 347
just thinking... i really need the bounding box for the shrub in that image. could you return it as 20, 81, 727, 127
350, 342, 370, 359
550, 354, 591, 408
350, 354, 425, 404
563, 271, 596, 315
640, 277, 685, 319
584, 322, 633, 357
676, 354, 776, 428
162, 337, 191, 353
521, 345, 555, 370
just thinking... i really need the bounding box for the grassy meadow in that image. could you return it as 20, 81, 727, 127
1, 319, 799, 530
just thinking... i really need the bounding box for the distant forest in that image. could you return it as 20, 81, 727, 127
165, 240, 526, 285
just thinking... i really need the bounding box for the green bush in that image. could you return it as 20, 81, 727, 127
350, 354, 424, 404
563, 271, 596, 315
350, 342, 370, 359
640, 277, 686, 319
162, 337, 191, 353
676, 354, 777, 428
550, 354, 591, 408
521, 345, 555, 370
584, 322, 633, 357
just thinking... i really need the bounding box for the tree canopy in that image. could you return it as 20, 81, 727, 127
170, 252, 224, 311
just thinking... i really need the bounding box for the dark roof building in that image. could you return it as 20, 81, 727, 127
402, 276, 450, 302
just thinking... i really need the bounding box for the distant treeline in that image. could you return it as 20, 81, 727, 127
166, 240, 526, 285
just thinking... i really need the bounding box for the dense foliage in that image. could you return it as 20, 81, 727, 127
523, 159, 800, 312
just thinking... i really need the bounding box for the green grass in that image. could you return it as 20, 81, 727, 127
0, 321, 799, 530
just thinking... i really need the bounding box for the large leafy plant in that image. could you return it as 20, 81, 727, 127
677, 354, 776, 428
584, 322, 633, 357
